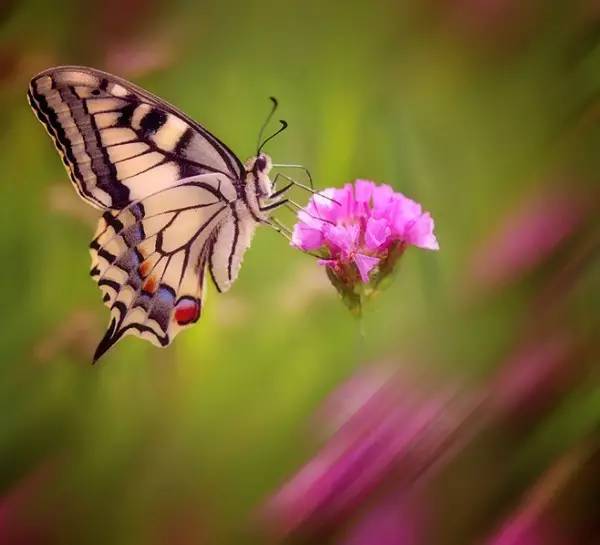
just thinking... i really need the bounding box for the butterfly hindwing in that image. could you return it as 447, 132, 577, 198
88, 174, 249, 360
28, 65, 244, 210
208, 200, 261, 293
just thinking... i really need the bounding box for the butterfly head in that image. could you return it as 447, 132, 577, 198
249, 153, 272, 175
246, 153, 273, 198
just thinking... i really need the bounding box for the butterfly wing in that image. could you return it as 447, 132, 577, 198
89, 173, 253, 361
28, 66, 261, 360
207, 200, 262, 294
28, 65, 244, 210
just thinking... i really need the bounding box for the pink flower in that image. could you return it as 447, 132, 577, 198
291, 181, 438, 310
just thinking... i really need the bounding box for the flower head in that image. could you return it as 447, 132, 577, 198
291, 180, 438, 311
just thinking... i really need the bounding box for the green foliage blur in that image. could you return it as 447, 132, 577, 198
0, 1, 598, 544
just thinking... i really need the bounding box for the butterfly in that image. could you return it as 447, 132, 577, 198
28, 65, 294, 362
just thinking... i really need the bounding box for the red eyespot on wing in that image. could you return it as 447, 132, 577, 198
174, 297, 200, 325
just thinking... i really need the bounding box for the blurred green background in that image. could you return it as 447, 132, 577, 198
1, 1, 598, 544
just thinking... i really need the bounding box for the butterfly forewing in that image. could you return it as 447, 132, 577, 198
28, 65, 244, 209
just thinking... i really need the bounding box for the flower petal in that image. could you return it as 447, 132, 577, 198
365, 217, 392, 250
291, 223, 324, 250
354, 253, 380, 283
390, 195, 423, 237
326, 224, 360, 254
306, 188, 340, 224
317, 258, 336, 268
404, 212, 439, 250
354, 179, 375, 202
354, 180, 376, 217
333, 184, 356, 220
372, 184, 395, 210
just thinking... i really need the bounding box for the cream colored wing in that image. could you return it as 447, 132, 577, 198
207, 200, 260, 293
28, 65, 244, 210
89, 174, 240, 361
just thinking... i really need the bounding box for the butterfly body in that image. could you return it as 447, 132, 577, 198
28, 66, 280, 361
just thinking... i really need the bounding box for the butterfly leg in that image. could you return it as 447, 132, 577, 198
262, 217, 324, 258
262, 177, 336, 224
269, 178, 294, 200
271, 164, 314, 190
260, 199, 289, 212
262, 216, 291, 241
271, 172, 340, 206
283, 201, 337, 226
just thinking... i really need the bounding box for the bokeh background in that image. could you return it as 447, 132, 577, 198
1, 1, 599, 544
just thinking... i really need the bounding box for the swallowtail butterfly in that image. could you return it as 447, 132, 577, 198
28, 66, 290, 362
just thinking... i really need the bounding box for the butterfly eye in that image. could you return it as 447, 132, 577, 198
255, 155, 267, 172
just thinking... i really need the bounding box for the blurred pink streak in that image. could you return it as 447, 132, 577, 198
468, 186, 587, 291
341, 491, 424, 545
264, 368, 476, 539
487, 515, 568, 545
484, 448, 587, 545
490, 333, 577, 420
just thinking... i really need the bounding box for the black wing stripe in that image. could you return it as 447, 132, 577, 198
175, 127, 194, 155
207, 236, 222, 293
139, 109, 167, 137
227, 206, 240, 281
113, 149, 155, 165
28, 88, 96, 205
68, 86, 131, 208
119, 158, 169, 181
116, 102, 137, 127
98, 278, 120, 292
156, 205, 228, 254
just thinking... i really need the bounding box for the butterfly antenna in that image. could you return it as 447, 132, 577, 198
256, 97, 279, 154
257, 120, 288, 155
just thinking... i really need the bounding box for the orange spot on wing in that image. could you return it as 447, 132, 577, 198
138, 260, 151, 277
143, 276, 157, 294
